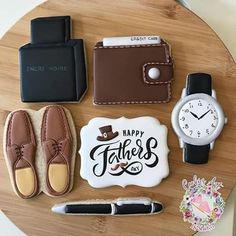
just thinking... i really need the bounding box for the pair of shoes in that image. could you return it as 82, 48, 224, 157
5, 106, 73, 199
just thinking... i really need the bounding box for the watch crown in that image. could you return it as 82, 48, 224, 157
224, 117, 228, 124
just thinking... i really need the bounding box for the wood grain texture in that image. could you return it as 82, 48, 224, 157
0, 0, 235, 235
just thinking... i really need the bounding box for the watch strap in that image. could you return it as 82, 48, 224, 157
184, 73, 212, 164
186, 73, 212, 95
184, 143, 210, 164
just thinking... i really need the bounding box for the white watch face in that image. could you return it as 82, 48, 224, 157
178, 98, 218, 139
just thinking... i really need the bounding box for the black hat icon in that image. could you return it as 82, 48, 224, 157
97, 125, 119, 141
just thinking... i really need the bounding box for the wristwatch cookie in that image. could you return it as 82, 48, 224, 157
79, 116, 169, 188
171, 73, 227, 164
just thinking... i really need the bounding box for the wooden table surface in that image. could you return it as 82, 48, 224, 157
0, 0, 235, 235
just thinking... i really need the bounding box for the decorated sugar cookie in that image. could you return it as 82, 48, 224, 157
3, 105, 77, 199
79, 117, 169, 188
180, 175, 225, 232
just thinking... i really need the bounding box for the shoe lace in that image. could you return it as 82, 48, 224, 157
14, 145, 24, 158
52, 142, 63, 154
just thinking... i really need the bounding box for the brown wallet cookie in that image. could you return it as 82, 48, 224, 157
3, 105, 77, 198
93, 37, 174, 105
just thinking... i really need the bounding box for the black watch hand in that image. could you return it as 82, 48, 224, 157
199, 110, 211, 120
190, 112, 199, 119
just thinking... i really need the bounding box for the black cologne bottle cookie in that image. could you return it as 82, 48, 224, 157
19, 16, 87, 103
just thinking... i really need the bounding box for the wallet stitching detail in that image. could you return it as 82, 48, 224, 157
94, 83, 171, 105
143, 62, 173, 85
93, 39, 172, 105
94, 43, 172, 63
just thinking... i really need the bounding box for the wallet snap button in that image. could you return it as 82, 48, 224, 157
148, 67, 160, 80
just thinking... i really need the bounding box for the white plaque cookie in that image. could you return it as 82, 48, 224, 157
79, 117, 169, 188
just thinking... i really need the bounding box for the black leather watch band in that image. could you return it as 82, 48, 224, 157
184, 143, 210, 164
184, 73, 212, 164
186, 73, 212, 95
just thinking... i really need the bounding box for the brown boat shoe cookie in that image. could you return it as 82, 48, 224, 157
5, 110, 39, 199
4, 105, 77, 199
41, 106, 73, 196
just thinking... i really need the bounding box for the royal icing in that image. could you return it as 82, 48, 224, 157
79, 117, 169, 188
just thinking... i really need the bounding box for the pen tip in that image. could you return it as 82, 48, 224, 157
154, 202, 163, 213
51, 204, 66, 214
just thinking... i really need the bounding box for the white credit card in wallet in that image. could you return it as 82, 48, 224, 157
103, 36, 161, 46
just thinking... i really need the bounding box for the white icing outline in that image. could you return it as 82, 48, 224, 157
116, 199, 151, 206
151, 203, 155, 213
111, 203, 116, 215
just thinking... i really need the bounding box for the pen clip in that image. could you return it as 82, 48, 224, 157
115, 197, 152, 206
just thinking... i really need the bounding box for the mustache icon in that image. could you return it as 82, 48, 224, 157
111, 162, 128, 171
